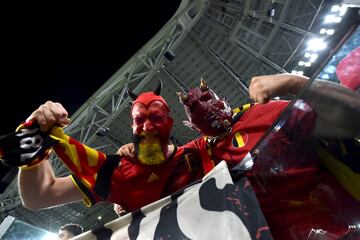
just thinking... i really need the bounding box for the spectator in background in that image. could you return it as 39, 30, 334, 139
58, 223, 83, 240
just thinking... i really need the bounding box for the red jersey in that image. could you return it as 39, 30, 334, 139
183, 100, 312, 169
183, 100, 360, 239
70, 145, 202, 212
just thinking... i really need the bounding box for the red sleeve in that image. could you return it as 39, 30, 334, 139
181, 138, 202, 151
282, 100, 317, 139
249, 100, 317, 139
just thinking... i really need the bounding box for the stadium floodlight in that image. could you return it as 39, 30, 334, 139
320, 28, 335, 35
304, 53, 318, 62
304, 62, 312, 67
331, 5, 340, 12
307, 38, 327, 51
309, 53, 318, 62
326, 29, 335, 35
320, 28, 327, 34
291, 70, 304, 75
324, 14, 342, 23
339, 5, 348, 16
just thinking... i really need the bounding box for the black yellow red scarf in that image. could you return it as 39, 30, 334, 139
0, 120, 119, 200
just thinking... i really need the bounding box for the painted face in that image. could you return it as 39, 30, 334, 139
179, 80, 232, 137
131, 100, 174, 165
131, 101, 173, 141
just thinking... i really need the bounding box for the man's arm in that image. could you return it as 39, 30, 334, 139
19, 160, 82, 209
18, 101, 83, 209
249, 73, 360, 138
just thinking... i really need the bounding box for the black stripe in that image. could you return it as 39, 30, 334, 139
94, 154, 120, 199
71, 175, 97, 206
154, 196, 190, 240
91, 224, 113, 240
128, 209, 146, 240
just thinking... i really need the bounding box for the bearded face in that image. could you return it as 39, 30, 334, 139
179, 79, 232, 137
131, 100, 174, 165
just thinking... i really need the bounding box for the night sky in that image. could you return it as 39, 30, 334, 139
0, 1, 181, 135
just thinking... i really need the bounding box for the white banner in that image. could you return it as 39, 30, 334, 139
73, 161, 272, 240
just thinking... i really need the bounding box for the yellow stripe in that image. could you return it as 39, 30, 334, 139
50, 127, 82, 172
204, 136, 212, 155
316, 144, 360, 201
234, 132, 245, 147
232, 103, 253, 115
232, 107, 241, 114
70, 175, 92, 207
207, 147, 212, 155
19, 158, 45, 170
84, 145, 99, 167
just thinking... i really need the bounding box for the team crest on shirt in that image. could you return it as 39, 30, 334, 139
147, 172, 159, 183
232, 131, 248, 148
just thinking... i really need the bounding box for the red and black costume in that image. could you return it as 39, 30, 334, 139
64, 88, 203, 211
179, 81, 360, 240
67, 143, 202, 211
0, 87, 203, 212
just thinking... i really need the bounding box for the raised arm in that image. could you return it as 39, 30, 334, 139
249, 73, 360, 138
19, 161, 82, 209
18, 101, 83, 209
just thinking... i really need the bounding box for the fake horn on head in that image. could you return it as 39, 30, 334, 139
176, 92, 188, 103
200, 77, 208, 91
154, 80, 162, 96
127, 88, 138, 100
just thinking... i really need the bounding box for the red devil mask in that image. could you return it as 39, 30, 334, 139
178, 78, 232, 137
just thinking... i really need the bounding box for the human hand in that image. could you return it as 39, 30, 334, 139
26, 101, 71, 132
249, 74, 308, 103
113, 203, 127, 216
117, 143, 135, 159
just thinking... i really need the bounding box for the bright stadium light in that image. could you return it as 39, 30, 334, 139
324, 14, 342, 23
326, 29, 335, 35
339, 5, 348, 16
309, 53, 318, 62
320, 28, 335, 35
331, 5, 340, 12
307, 38, 327, 51
291, 70, 304, 75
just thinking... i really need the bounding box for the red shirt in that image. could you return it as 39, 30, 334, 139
72, 145, 202, 212
184, 101, 359, 239
183, 100, 313, 169
107, 146, 202, 210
